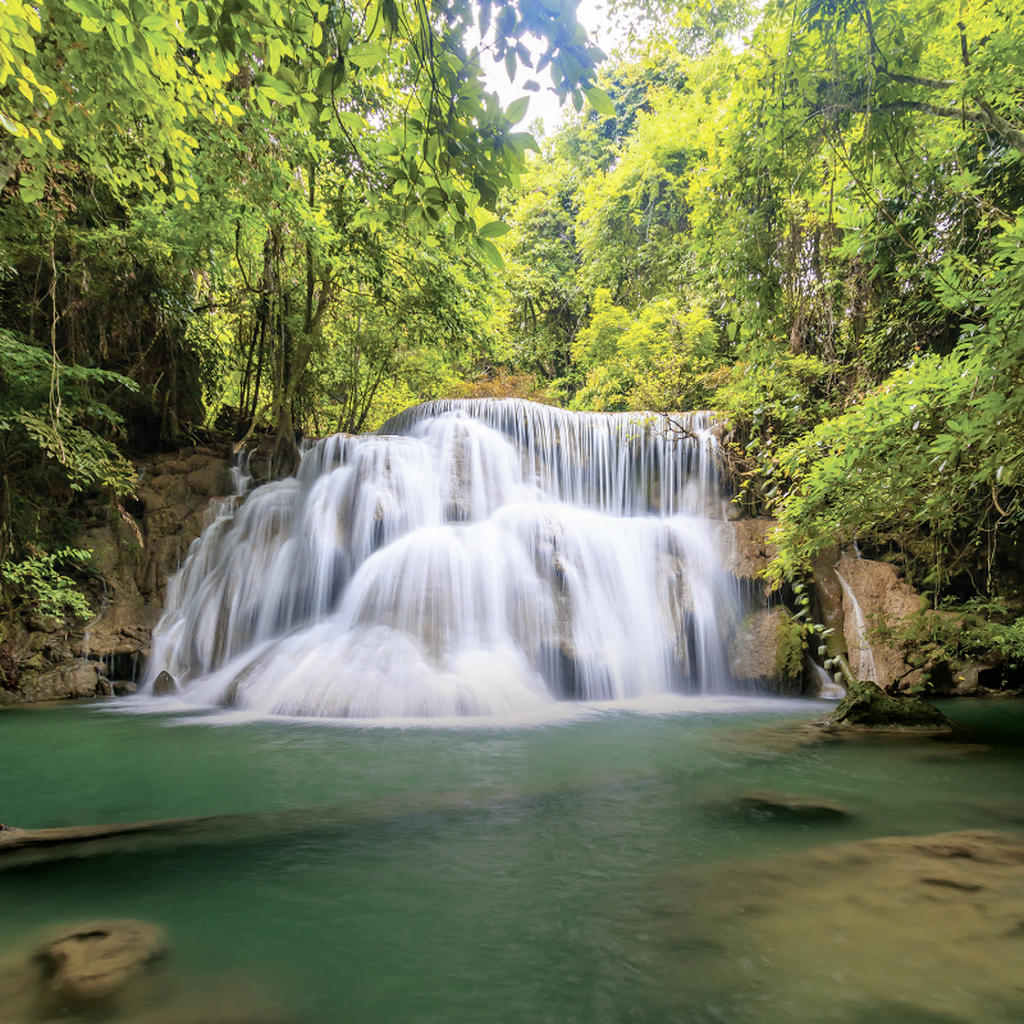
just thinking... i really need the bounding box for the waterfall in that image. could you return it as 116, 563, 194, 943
142, 399, 745, 718
835, 569, 879, 684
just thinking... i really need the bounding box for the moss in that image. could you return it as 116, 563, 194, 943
825, 680, 951, 730
774, 615, 805, 688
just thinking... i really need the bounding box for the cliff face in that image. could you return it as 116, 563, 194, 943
1, 444, 232, 706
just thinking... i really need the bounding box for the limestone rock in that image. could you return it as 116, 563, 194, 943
714, 517, 777, 580
1, 443, 232, 707
65, 664, 100, 698
642, 830, 1024, 1022
833, 553, 928, 691
728, 607, 802, 692
34, 919, 167, 1008
186, 463, 229, 498
947, 658, 1004, 696
152, 670, 178, 696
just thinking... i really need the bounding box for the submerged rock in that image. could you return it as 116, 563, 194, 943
734, 791, 852, 821
34, 919, 167, 1008
823, 679, 951, 731
638, 829, 1024, 1021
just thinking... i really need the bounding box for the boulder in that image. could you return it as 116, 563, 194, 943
947, 659, 1004, 696
186, 464, 229, 498
823, 679, 951, 731
728, 607, 803, 693
34, 919, 167, 1009
64, 664, 100, 698
152, 670, 178, 696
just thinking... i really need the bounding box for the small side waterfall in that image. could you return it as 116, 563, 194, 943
142, 400, 747, 718
835, 568, 879, 684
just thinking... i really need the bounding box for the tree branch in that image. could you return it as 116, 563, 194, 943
878, 69, 955, 90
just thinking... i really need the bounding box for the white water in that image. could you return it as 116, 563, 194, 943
142, 400, 746, 718
810, 661, 845, 700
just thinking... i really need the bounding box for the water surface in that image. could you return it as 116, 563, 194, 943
2, 698, 1022, 1022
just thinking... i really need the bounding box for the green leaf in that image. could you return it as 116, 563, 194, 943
478, 237, 505, 269
505, 96, 529, 124
479, 220, 511, 239
347, 41, 386, 69
584, 86, 616, 118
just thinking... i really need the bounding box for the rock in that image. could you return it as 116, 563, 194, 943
728, 607, 803, 693
0, 643, 18, 693
0, 444, 232, 708
26, 614, 62, 633
734, 791, 852, 821
152, 670, 177, 696
823, 679, 951, 731
65, 663, 100, 697
714, 517, 777, 580
113, 680, 138, 696
834, 553, 928, 691
34, 919, 167, 1008
83, 526, 122, 578
187, 464, 229, 498
640, 830, 1024, 1021
946, 659, 1006, 696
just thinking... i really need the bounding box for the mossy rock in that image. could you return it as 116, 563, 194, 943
824, 680, 951, 731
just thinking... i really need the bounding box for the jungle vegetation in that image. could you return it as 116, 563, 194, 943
2, 0, 1023, 664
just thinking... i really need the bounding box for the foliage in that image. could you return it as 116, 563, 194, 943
0, 0, 614, 620
773, 612, 806, 687
0, 548, 93, 620
766, 345, 1024, 595
501, 0, 1024, 619
1, 0, 610, 239
501, 154, 585, 384
570, 290, 720, 411
4, 0, 1024, 653
872, 598, 1024, 686
0, 329, 137, 500
0, 329, 136, 617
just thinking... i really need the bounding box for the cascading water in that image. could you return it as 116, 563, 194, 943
835, 568, 880, 685
142, 399, 747, 718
